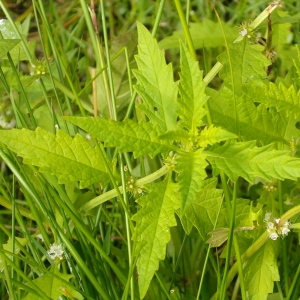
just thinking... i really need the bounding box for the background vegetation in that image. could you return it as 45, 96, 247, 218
1, 0, 300, 299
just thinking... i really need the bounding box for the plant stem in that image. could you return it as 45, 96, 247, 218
220, 181, 237, 300
278, 180, 289, 295
119, 154, 134, 299
81, 165, 169, 212
173, 0, 196, 60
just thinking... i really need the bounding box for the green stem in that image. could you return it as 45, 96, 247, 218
280, 204, 300, 224
233, 236, 246, 300
220, 181, 237, 300
151, 0, 167, 37
0, 251, 15, 300
278, 181, 289, 295
7, 54, 37, 127
287, 261, 300, 299
119, 155, 134, 299
0, 250, 51, 300
81, 165, 169, 212
173, 0, 196, 60
100, 0, 117, 121
0, 150, 50, 246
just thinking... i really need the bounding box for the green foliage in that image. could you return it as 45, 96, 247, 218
206, 140, 300, 182
177, 42, 208, 134
133, 22, 178, 132
0, 39, 20, 58
177, 177, 224, 237
158, 20, 237, 50
198, 125, 237, 148
23, 263, 83, 300
1, 1, 300, 300
218, 42, 271, 87
208, 87, 289, 144
64, 117, 176, 158
244, 241, 280, 300
243, 82, 300, 117
132, 180, 180, 298
0, 19, 35, 61
0, 128, 115, 188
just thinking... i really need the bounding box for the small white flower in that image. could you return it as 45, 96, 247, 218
269, 232, 279, 240
47, 244, 64, 260
264, 212, 291, 240
281, 226, 290, 236
36, 234, 44, 243
274, 218, 280, 224
264, 212, 272, 222
240, 28, 248, 36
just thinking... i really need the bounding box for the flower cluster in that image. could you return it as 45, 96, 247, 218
263, 182, 277, 192
164, 151, 177, 171
47, 243, 64, 261
126, 176, 143, 195
264, 212, 290, 240
30, 58, 51, 77
237, 21, 257, 43
123, 167, 144, 197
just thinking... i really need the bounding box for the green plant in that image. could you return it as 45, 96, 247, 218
1, 0, 300, 299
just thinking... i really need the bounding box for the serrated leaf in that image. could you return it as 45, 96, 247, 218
132, 180, 180, 298
0, 128, 114, 188
208, 87, 288, 145
244, 240, 279, 300
159, 129, 190, 144
243, 82, 300, 118
133, 22, 178, 132
158, 20, 236, 50
218, 41, 270, 88
23, 264, 83, 300
177, 177, 224, 238
174, 150, 207, 215
206, 140, 300, 183
198, 125, 237, 148
64, 117, 176, 158
178, 43, 208, 133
